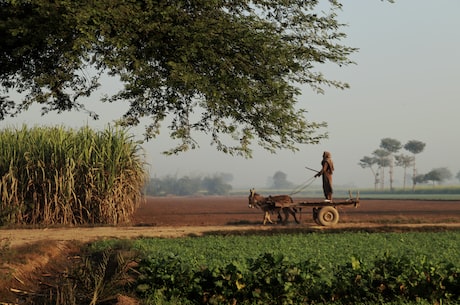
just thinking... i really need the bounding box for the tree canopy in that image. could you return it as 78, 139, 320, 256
1, 0, 358, 156
415, 168, 452, 186
404, 140, 426, 155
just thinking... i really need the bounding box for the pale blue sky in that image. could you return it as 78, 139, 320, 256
3, 0, 460, 189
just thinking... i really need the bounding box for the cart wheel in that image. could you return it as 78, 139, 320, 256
312, 208, 321, 225
317, 206, 339, 226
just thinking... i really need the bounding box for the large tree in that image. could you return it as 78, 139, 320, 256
0, 0, 358, 156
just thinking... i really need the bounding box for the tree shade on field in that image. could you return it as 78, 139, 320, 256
0, 125, 146, 225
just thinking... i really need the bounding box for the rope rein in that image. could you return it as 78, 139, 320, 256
288, 176, 317, 196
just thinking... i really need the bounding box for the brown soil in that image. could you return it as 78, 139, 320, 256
1, 196, 460, 248
1, 196, 459, 303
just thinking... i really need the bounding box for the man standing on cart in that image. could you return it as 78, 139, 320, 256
315, 151, 334, 202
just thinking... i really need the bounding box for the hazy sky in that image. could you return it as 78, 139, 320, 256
3, 0, 460, 189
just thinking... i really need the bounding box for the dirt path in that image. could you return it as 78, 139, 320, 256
3, 223, 460, 248
1, 196, 460, 248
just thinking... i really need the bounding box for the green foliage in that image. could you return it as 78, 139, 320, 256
327, 254, 460, 304
0, 125, 146, 225
357, 186, 460, 200
132, 232, 460, 270
129, 232, 460, 304
1, 0, 359, 156
134, 252, 459, 304
137, 254, 197, 301
22, 231, 459, 304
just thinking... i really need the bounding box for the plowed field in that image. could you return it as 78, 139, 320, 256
2, 196, 460, 248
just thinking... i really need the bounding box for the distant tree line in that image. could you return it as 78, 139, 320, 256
359, 138, 455, 191
268, 171, 295, 189
145, 173, 233, 196
414, 167, 452, 186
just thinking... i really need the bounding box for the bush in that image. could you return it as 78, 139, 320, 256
134, 252, 460, 304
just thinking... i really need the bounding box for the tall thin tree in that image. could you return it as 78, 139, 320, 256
404, 140, 426, 191
395, 154, 414, 191
379, 138, 402, 191
372, 149, 391, 190
359, 156, 379, 190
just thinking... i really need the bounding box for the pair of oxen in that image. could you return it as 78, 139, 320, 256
248, 189, 300, 225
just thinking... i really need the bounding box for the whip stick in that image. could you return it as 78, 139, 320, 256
305, 166, 319, 173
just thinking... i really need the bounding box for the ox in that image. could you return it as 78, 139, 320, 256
248, 189, 300, 225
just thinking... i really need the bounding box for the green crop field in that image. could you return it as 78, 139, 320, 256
75, 231, 460, 305
129, 232, 460, 269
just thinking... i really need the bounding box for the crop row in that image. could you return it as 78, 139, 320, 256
136, 252, 459, 304
130, 232, 460, 268
130, 232, 460, 304
28, 232, 460, 304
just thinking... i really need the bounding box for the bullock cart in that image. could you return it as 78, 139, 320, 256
271, 191, 360, 226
